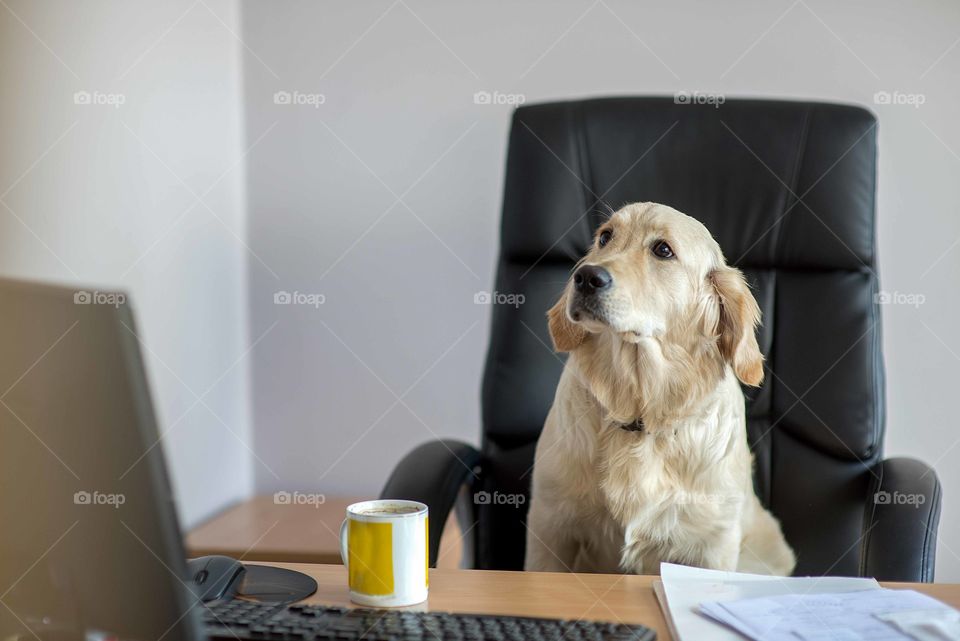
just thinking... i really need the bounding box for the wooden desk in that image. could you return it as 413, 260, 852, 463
257, 563, 960, 641
186, 496, 463, 568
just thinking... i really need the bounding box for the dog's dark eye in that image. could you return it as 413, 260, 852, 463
598, 229, 613, 247
652, 240, 675, 259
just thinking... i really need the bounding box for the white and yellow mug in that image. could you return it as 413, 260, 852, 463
339, 499, 429, 607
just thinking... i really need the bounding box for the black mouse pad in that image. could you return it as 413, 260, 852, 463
237, 564, 319, 604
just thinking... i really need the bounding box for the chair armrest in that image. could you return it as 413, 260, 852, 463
860, 457, 942, 582
380, 439, 481, 567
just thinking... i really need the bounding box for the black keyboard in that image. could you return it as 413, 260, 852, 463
203, 600, 656, 640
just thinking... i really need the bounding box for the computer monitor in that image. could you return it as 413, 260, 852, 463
0, 279, 201, 641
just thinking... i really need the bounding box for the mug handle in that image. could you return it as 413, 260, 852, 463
339, 519, 349, 570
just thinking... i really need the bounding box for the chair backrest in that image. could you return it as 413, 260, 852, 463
475, 97, 883, 574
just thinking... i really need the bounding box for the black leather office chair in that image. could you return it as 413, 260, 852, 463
381, 97, 942, 582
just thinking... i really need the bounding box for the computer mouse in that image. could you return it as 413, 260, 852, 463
187, 555, 246, 602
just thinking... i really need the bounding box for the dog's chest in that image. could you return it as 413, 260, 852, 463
595, 426, 740, 537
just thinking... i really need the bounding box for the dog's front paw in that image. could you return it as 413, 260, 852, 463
618, 530, 654, 574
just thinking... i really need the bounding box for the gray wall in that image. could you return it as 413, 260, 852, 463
241, 1, 960, 580
0, 0, 250, 528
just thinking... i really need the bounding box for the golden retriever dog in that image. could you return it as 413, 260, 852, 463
524, 202, 795, 576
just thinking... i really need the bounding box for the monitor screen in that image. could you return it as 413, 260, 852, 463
0, 280, 199, 641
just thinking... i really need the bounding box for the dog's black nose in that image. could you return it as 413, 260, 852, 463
573, 265, 612, 294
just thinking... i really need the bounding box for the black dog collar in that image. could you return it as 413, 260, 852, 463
619, 418, 644, 432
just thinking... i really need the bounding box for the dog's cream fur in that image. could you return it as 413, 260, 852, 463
524, 202, 795, 576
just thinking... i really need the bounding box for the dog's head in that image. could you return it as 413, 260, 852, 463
548, 202, 764, 387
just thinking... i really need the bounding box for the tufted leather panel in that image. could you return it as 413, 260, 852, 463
478, 97, 885, 572
498, 98, 876, 270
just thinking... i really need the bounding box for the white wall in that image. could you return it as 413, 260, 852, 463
0, 0, 250, 528
240, 1, 960, 579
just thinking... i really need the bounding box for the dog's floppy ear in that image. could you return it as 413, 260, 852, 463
710, 266, 764, 386
547, 289, 585, 352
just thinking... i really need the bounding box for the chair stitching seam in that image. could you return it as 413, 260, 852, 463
859, 460, 882, 576
772, 106, 812, 261
574, 101, 595, 235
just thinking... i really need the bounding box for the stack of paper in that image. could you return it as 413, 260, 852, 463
654, 563, 880, 641
700, 587, 954, 640
654, 563, 960, 641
